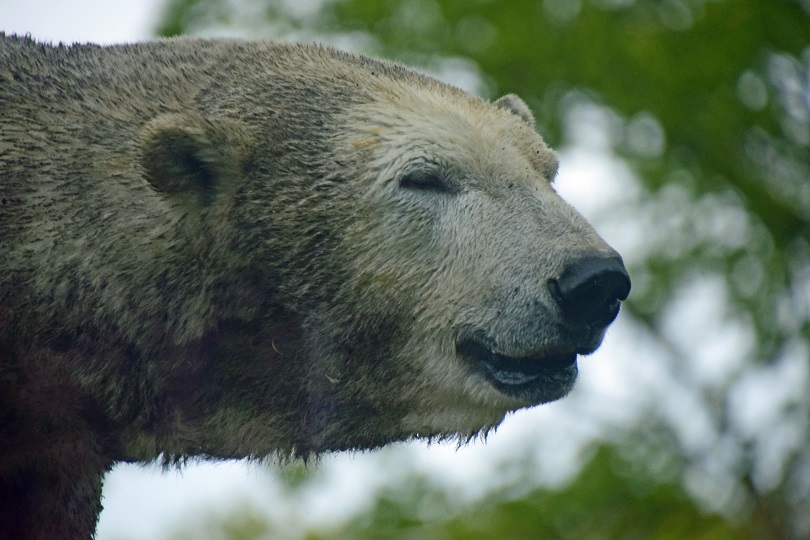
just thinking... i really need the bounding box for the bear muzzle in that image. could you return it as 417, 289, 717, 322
548, 254, 631, 329
455, 254, 630, 404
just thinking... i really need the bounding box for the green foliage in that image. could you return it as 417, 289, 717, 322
170, 444, 771, 539
392, 445, 754, 540
170, 506, 273, 540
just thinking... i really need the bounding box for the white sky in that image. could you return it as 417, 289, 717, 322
0, 0, 162, 43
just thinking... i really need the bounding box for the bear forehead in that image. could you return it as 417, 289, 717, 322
344, 86, 558, 184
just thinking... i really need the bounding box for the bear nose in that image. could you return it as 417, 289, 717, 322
548, 255, 631, 327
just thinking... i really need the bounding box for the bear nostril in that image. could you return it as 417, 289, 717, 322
549, 255, 631, 327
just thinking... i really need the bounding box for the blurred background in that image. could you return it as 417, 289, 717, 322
3, 0, 810, 538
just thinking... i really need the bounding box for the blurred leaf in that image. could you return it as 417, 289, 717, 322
199, 444, 774, 539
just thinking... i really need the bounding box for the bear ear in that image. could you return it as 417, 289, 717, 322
493, 94, 535, 128
139, 113, 250, 206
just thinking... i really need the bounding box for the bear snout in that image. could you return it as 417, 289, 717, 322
548, 255, 631, 328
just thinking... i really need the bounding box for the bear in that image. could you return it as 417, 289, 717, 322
0, 34, 630, 539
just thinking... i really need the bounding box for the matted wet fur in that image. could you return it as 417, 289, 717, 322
0, 34, 629, 538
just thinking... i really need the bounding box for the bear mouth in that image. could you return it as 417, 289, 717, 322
456, 337, 578, 404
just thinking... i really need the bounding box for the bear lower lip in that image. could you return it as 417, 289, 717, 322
456, 338, 578, 403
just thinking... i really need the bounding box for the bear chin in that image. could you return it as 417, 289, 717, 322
456, 337, 579, 404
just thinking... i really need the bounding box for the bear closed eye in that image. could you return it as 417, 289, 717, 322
399, 168, 454, 193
